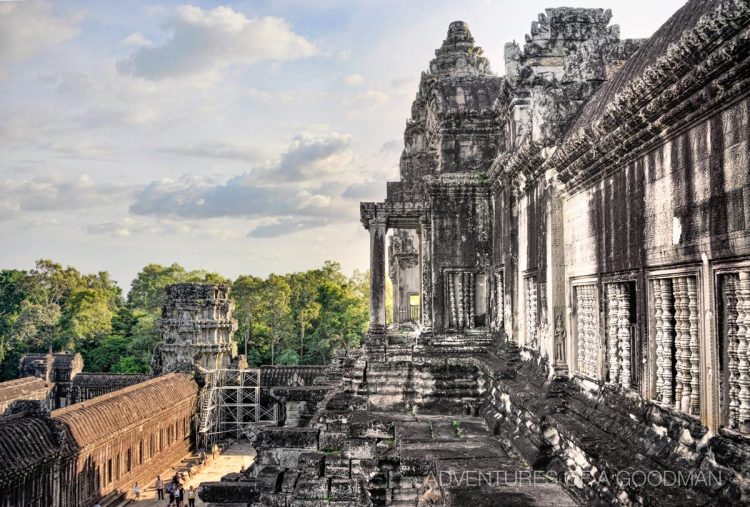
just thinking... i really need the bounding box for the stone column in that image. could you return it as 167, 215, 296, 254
369, 219, 387, 333
546, 181, 567, 375
420, 215, 433, 331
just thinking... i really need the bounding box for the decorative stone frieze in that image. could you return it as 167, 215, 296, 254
155, 283, 238, 373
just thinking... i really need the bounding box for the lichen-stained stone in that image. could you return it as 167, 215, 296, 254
254, 427, 320, 450
256, 466, 284, 493
199, 481, 260, 504
0, 377, 48, 414
154, 283, 238, 373
298, 452, 325, 479
71, 372, 151, 403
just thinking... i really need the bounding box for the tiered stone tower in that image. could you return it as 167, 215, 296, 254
155, 283, 238, 373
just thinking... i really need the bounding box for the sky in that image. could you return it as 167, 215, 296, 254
0, 0, 687, 290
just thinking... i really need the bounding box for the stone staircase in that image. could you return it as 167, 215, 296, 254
428, 332, 493, 354
350, 353, 482, 415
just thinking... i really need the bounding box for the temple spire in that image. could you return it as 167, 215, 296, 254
429, 21, 491, 77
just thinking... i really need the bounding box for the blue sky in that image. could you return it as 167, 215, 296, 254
0, 0, 686, 289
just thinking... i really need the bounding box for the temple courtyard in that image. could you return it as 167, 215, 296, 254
128, 441, 256, 507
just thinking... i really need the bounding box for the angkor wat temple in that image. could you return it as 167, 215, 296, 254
2, 0, 750, 506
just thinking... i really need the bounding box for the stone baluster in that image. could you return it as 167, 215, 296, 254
618, 283, 631, 389
687, 276, 700, 416
576, 286, 585, 375
738, 272, 750, 433
457, 272, 465, 330
586, 285, 597, 377
448, 273, 457, 329
496, 272, 504, 331
420, 217, 432, 330
607, 284, 620, 384
660, 278, 675, 406
529, 278, 538, 349
725, 275, 739, 428
654, 280, 664, 399
468, 272, 475, 329
674, 277, 688, 412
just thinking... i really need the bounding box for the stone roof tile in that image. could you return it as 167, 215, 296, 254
53, 373, 197, 448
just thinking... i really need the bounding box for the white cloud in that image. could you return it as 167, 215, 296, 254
275, 133, 352, 181
380, 139, 401, 154
117, 5, 316, 82
119, 32, 153, 48
0, 174, 132, 213
343, 73, 364, 85
129, 133, 359, 236
342, 89, 390, 117
0, 201, 20, 221
85, 221, 131, 238
157, 141, 267, 162
0, 1, 82, 69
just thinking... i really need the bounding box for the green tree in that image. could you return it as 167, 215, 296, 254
127, 263, 228, 313
10, 300, 62, 352
0, 270, 27, 371
288, 271, 322, 364
60, 288, 116, 351
261, 275, 293, 365
231, 274, 265, 358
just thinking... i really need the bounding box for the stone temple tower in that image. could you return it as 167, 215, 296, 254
154, 283, 238, 373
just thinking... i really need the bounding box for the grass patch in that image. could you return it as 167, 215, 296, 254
452, 420, 464, 438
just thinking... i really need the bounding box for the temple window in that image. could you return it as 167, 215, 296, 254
446, 270, 488, 330
604, 281, 639, 388
409, 293, 420, 321
572, 282, 600, 379
717, 270, 750, 432
494, 269, 505, 332
524, 275, 539, 349
649, 274, 701, 416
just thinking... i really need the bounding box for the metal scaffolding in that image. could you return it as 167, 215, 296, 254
197, 369, 277, 448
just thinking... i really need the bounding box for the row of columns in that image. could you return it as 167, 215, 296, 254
367, 216, 434, 335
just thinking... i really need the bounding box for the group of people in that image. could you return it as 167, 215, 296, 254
154, 474, 197, 506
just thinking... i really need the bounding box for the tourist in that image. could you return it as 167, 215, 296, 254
133, 482, 142, 500
174, 485, 183, 507
156, 475, 164, 500
167, 482, 175, 506
187, 486, 196, 507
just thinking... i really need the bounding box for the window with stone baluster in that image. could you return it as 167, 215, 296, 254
717, 268, 750, 434
493, 268, 505, 333
603, 280, 639, 389
445, 269, 488, 330
523, 274, 539, 350
572, 281, 601, 379
648, 273, 701, 417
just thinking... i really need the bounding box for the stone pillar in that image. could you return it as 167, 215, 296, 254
369, 219, 387, 333
420, 215, 433, 331
546, 181, 567, 375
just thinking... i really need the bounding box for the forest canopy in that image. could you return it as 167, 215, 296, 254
0, 259, 375, 380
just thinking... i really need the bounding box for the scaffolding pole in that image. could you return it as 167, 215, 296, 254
196, 368, 276, 449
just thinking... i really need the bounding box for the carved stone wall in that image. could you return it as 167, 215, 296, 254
155, 283, 238, 373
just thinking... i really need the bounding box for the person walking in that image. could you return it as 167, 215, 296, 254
187, 486, 196, 507
156, 475, 164, 500
133, 482, 142, 500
